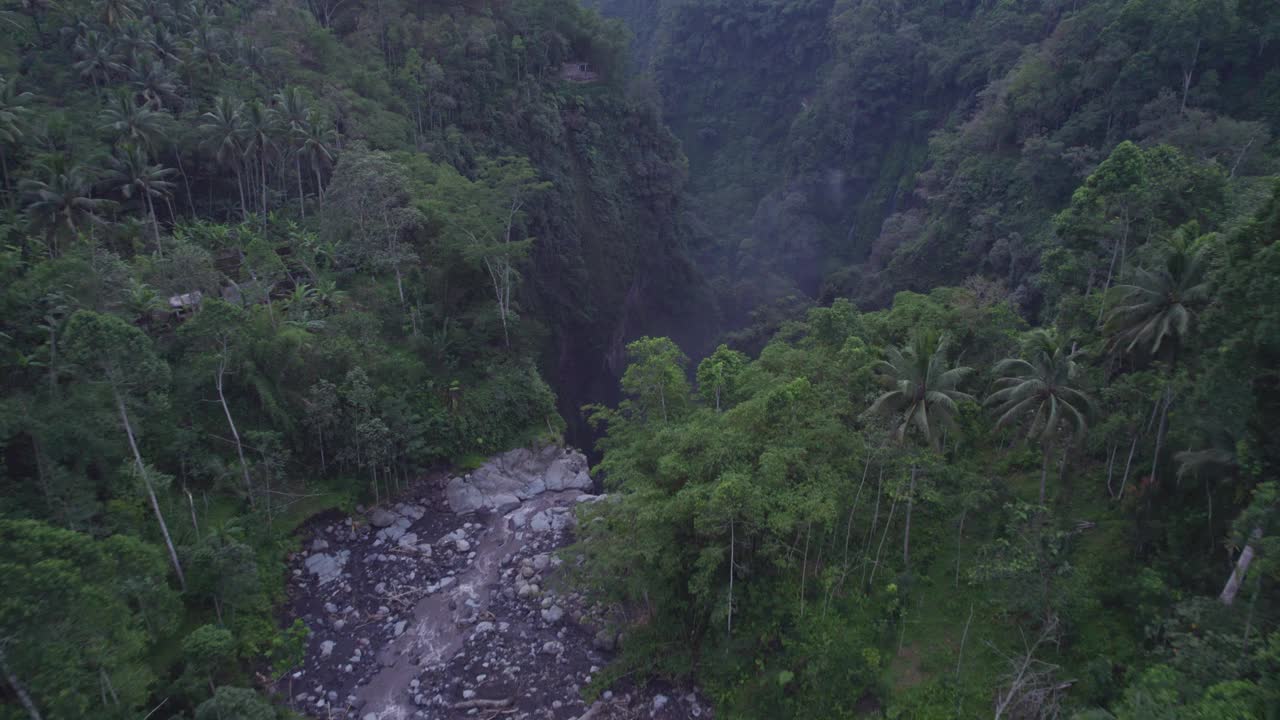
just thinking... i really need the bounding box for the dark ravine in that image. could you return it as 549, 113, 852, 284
280, 446, 710, 720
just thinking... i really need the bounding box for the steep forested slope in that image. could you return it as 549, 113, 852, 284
0, 0, 707, 717
597, 0, 1279, 326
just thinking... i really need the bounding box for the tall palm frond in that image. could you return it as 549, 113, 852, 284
867, 331, 974, 450
1105, 232, 1212, 361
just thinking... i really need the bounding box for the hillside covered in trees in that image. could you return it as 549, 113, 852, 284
2, 0, 1280, 718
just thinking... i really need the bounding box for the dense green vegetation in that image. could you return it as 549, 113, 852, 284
596, 0, 1280, 329
576, 194, 1280, 715
2, 0, 1279, 718
567, 0, 1280, 715
0, 0, 707, 717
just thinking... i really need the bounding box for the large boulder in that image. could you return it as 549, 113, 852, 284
369, 508, 398, 528
304, 550, 350, 584
444, 446, 594, 514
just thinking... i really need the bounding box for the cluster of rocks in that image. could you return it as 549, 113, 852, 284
279, 445, 710, 720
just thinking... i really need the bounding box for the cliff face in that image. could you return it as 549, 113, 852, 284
593, 0, 1280, 320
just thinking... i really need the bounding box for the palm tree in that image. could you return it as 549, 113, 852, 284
72, 30, 123, 92
100, 89, 168, 148
300, 115, 335, 207
272, 86, 311, 218
241, 99, 277, 232
100, 0, 137, 27
108, 145, 176, 252
0, 74, 33, 206
986, 331, 1091, 505
199, 96, 248, 220
1105, 233, 1210, 363
19, 160, 110, 257
867, 331, 974, 569
1105, 231, 1212, 486
128, 57, 182, 110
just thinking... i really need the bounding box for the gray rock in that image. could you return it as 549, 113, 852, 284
541, 640, 563, 655
370, 508, 398, 527
593, 629, 616, 652
444, 446, 595, 514
397, 532, 418, 548
541, 605, 564, 623
529, 511, 551, 533
320, 640, 336, 657
304, 550, 349, 585
394, 620, 407, 636
454, 538, 471, 553
653, 695, 669, 712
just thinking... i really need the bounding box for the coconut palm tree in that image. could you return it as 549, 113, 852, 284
72, 30, 123, 92
241, 99, 277, 232
108, 144, 176, 252
199, 96, 248, 220
128, 57, 183, 110
300, 115, 335, 207
986, 331, 1091, 505
19, 160, 110, 257
272, 86, 311, 218
0, 74, 33, 206
100, 89, 169, 148
1105, 232, 1211, 363
1106, 231, 1212, 486
867, 331, 973, 569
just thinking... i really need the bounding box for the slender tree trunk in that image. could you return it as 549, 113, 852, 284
1105, 443, 1118, 497
186, 488, 199, 541
313, 165, 324, 207
860, 466, 884, 588
903, 465, 917, 570
115, 388, 186, 590
234, 166, 247, 222
216, 356, 254, 506
173, 149, 193, 216
843, 458, 872, 568
1, 147, 11, 209
1220, 528, 1263, 606
1039, 440, 1052, 505
869, 491, 898, 590
146, 192, 163, 256
955, 507, 968, 588
1181, 36, 1201, 113
295, 154, 305, 219
0, 646, 43, 720
1151, 385, 1172, 486
799, 522, 811, 617
727, 516, 734, 640
1119, 434, 1139, 499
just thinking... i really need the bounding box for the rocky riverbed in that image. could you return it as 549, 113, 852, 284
279, 445, 710, 720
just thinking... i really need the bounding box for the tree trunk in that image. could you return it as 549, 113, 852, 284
295, 153, 305, 219
146, 192, 163, 256
314, 165, 324, 208
1039, 440, 1052, 505
1219, 528, 1263, 606
955, 507, 967, 588
173, 149, 193, 216
115, 388, 186, 591
235, 166, 248, 222
727, 516, 734, 640
903, 465, 917, 570
0, 646, 43, 720
216, 357, 254, 506
1181, 36, 1201, 113
860, 466, 884, 588
1119, 434, 1139, 499
1152, 386, 1172, 484
869, 490, 898, 590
